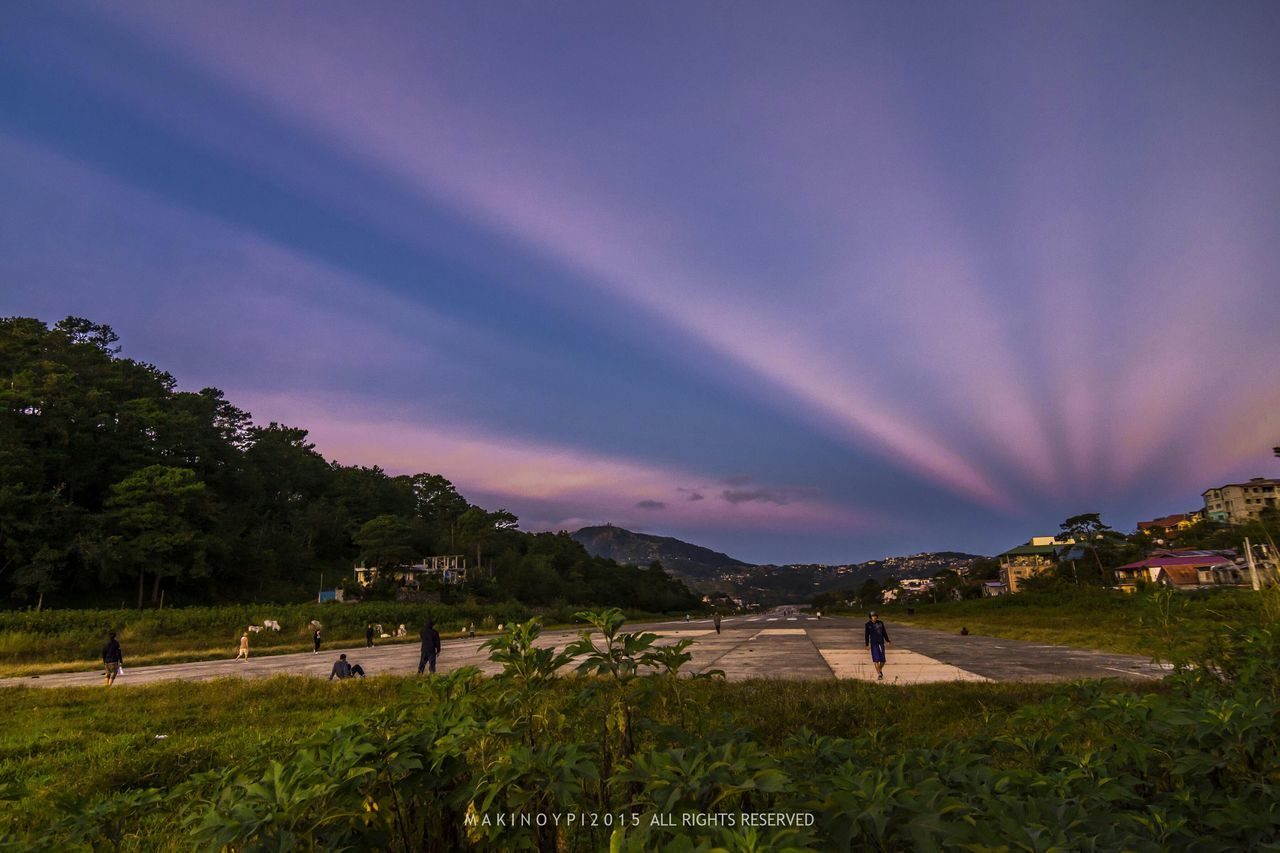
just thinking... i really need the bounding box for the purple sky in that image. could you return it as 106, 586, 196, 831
2, 2, 1278, 563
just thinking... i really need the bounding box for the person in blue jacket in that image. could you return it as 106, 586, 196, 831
864, 611, 890, 680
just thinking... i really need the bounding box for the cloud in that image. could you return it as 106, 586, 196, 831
721, 488, 789, 506
687, 492, 705, 502
232, 391, 883, 535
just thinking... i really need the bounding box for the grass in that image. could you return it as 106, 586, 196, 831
3, 608, 1276, 851
0, 674, 1066, 850
869, 586, 1275, 658
0, 602, 675, 677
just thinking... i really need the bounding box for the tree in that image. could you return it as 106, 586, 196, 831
856, 578, 884, 608
353, 515, 417, 571
104, 465, 213, 608
1060, 513, 1115, 584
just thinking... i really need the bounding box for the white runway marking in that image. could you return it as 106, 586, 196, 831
816, 648, 988, 683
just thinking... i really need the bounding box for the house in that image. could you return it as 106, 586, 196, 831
354, 554, 468, 589
1113, 551, 1240, 592
1137, 511, 1203, 536
1155, 565, 1204, 590
997, 537, 1076, 593
1202, 478, 1280, 523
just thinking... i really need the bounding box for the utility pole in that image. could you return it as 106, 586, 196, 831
318, 572, 324, 603
1244, 537, 1262, 592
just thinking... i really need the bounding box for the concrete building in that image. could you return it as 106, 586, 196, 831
997, 537, 1077, 593
1202, 478, 1280, 523
354, 555, 468, 589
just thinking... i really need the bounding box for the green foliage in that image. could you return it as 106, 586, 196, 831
0, 316, 698, 615
353, 514, 419, 570
4, 609, 1280, 851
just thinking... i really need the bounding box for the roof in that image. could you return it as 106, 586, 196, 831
999, 543, 1064, 557
1202, 478, 1280, 495
1158, 565, 1203, 586
1117, 554, 1234, 571
1138, 513, 1197, 529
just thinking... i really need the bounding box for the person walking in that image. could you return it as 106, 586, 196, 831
713, 613, 722, 634
236, 632, 250, 660
418, 618, 441, 675
312, 627, 322, 654
467, 621, 476, 639
102, 631, 124, 686
365, 623, 375, 648
864, 611, 890, 680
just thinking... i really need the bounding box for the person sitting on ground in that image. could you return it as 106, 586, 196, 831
960, 626, 969, 636
329, 653, 366, 680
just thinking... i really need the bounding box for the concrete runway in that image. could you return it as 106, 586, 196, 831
0, 610, 1168, 689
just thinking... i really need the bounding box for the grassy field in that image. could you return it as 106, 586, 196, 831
0, 674, 1079, 850
0, 602, 675, 677
2, 608, 1277, 851
877, 585, 1279, 659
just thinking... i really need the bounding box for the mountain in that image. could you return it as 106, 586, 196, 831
571, 525, 753, 579
572, 525, 986, 605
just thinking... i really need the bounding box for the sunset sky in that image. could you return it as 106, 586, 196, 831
3, 2, 1278, 563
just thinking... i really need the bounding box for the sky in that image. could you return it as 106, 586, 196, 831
2, 2, 1278, 564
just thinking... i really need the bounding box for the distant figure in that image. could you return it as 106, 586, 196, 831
684, 613, 690, 623
713, 613, 722, 634
365, 623, 375, 648
864, 611, 890, 681
236, 632, 249, 660
329, 653, 366, 680
313, 627, 322, 654
396, 623, 407, 638
102, 631, 124, 686
418, 619, 441, 675
816, 611, 822, 619
467, 621, 476, 639
960, 626, 969, 636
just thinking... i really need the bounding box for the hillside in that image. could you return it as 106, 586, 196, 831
571, 525, 753, 579
572, 525, 985, 605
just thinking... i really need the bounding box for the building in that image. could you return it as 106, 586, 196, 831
354, 555, 468, 589
1202, 478, 1280, 523
981, 581, 1008, 597
1136, 512, 1203, 536
1113, 551, 1238, 592
997, 537, 1077, 593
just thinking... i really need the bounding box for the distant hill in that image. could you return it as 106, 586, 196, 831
572, 525, 987, 605
571, 525, 753, 579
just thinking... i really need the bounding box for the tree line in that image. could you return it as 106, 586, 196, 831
0, 316, 698, 612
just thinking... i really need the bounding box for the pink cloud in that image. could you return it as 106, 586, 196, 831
235, 391, 885, 535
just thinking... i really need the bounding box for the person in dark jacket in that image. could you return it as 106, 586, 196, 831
365, 623, 375, 648
312, 627, 322, 654
418, 619, 441, 674
864, 611, 890, 680
102, 631, 123, 686
713, 613, 722, 634
329, 654, 367, 680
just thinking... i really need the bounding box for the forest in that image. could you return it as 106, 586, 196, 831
0, 316, 697, 612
